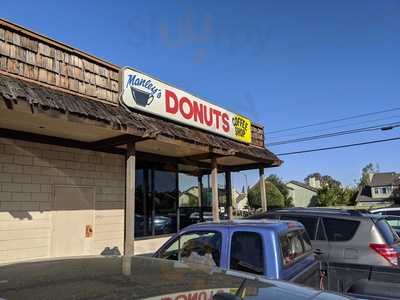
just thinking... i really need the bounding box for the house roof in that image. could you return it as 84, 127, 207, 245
0, 74, 281, 166
235, 193, 247, 203
287, 180, 318, 193
370, 172, 400, 187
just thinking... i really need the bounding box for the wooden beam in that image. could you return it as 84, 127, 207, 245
124, 141, 136, 259
226, 171, 233, 220
223, 163, 269, 172
183, 149, 236, 162
0, 128, 125, 155
259, 167, 267, 212
90, 134, 149, 150
211, 157, 220, 222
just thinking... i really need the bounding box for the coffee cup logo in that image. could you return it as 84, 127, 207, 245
125, 74, 162, 107
130, 86, 154, 107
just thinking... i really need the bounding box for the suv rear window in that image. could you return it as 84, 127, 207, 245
280, 229, 312, 267
323, 218, 359, 242
280, 215, 318, 240
376, 219, 399, 245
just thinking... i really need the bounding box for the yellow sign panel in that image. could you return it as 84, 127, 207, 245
232, 115, 252, 143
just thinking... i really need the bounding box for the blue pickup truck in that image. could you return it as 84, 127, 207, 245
154, 219, 320, 288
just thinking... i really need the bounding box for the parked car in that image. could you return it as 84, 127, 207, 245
154, 219, 321, 287
370, 206, 400, 216
248, 208, 400, 267
0, 255, 355, 300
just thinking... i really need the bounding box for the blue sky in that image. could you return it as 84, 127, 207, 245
3, 0, 400, 189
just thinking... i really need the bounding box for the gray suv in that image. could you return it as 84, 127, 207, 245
248, 208, 400, 267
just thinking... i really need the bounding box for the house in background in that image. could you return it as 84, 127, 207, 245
232, 190, 249, 214
356, 172, 400, 206
286, 180, 318, 207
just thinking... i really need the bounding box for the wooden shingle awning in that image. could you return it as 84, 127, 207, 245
0, 74, 282, 167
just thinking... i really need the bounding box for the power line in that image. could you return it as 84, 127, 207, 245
267, 115, 400, 140
276, 136, 400, 156
267, 122, 400, 146
266, 107, 400, 134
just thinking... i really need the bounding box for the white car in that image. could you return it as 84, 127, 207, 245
370, 207, 400, 216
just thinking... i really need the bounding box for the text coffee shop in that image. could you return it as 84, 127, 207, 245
0, 19, 281, 263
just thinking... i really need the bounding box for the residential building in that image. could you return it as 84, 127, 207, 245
286, 181, 318, 207
356, 172, 400, 205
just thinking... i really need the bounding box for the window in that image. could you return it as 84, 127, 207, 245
178, 172, 201, 229
316, 219, 327, 241
135, 162, 178, 238
280, 215, 318, 240
376, 220, 399, 245
153, 169, 178, 235
385, 217, 400, 231
158, 231, 222, 267
230, 232, 264, 275
374, 188, 380, 194
322, 218, 360, 242
384, 210, 400, 216
280, 229, 312, 267
382, 187, 388, 194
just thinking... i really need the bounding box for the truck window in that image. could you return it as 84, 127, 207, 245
316, 219, 327, 241
280, 215, 318, 240
280, 229, 311, 267
158, 231, 222, 266
322, 218, 360, 242
230, 231, 264, 275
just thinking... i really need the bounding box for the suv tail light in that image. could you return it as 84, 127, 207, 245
369, 243, 399, 267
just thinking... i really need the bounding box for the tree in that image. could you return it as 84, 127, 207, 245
359, 163, 378, 187
304, 173, 322, 183
304, 173, 340, 188
247, 180, 285, 209
267, 174, 293, 207
314, 186, 358, 207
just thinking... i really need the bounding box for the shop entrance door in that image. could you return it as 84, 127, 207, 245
51, 186, 94, 257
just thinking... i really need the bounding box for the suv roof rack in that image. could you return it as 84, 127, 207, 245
270, 207, 368, 217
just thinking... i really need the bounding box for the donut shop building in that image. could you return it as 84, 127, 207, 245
0, 19, 281, 263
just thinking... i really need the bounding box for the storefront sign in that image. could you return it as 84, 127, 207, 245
121, 67, 252, 143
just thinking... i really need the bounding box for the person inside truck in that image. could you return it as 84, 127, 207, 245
181, 239, 217, 267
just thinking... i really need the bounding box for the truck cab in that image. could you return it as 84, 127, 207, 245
154, 219, 319, 285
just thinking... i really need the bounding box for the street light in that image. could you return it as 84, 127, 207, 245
242, 172, 249, 194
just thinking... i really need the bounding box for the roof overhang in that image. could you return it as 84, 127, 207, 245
0, 74, 282, 171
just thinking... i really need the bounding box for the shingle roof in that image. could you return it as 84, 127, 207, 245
370, 172, 400, 187
287, 180, 318, 193
0, 74, 281, 165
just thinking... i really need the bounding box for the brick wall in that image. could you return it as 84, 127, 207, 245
0, 137, 125, 263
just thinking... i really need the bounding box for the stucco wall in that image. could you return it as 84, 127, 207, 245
0, 137, 125, 263
286, 183, 317, 207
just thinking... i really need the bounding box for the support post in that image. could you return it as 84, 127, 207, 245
259, 167, 267, 212
124, 142, 136, 260
226, 171, 233, 220
198, 175, 204, 221
211, 157, 220, 222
